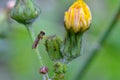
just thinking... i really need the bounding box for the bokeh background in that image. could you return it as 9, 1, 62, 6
0, 0, 120, 80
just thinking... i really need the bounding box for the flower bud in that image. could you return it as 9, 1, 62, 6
53, 62, 67, 74
39, 66, 49, 74
45, 36, 63, 62
64, 0, 92, 33
10, 0, 40, 25
61, 0, 92, 62
52, 62, 67, 80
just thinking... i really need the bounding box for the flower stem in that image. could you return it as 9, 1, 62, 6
75, 5, 120, 80
26, 24, 43, 66
26, 25, 51, 80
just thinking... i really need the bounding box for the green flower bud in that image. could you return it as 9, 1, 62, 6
45, 36, 63, 62
52, 62, 67, 80
53, 62, 67, 74
10, 0, 40, 25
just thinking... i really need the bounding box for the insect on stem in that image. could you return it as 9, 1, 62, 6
32, 31, 45, 49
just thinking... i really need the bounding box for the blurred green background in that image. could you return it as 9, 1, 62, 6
0, 0, 120, 80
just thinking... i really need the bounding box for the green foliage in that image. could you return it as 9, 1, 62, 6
0, 0, 120, 80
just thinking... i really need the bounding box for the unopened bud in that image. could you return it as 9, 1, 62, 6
64, 0, 92, 33
45, 36, 63, 61
10, 0, 40, 25
54, 62, 67, 74
39, 66, 49, 74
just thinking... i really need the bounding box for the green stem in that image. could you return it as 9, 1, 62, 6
75, 5, 120, 80
26, 25, 50, 80
43, 74, 50, 80
26, 24, 43, 66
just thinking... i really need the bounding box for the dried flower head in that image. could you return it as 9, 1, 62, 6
64, 0, 92, 33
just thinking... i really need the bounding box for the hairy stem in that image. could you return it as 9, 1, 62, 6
75, 5, 120, 80
26, 24, 43, 66
26, 25, 51, 80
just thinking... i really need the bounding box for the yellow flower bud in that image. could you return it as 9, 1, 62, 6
64, 0, 92, 33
